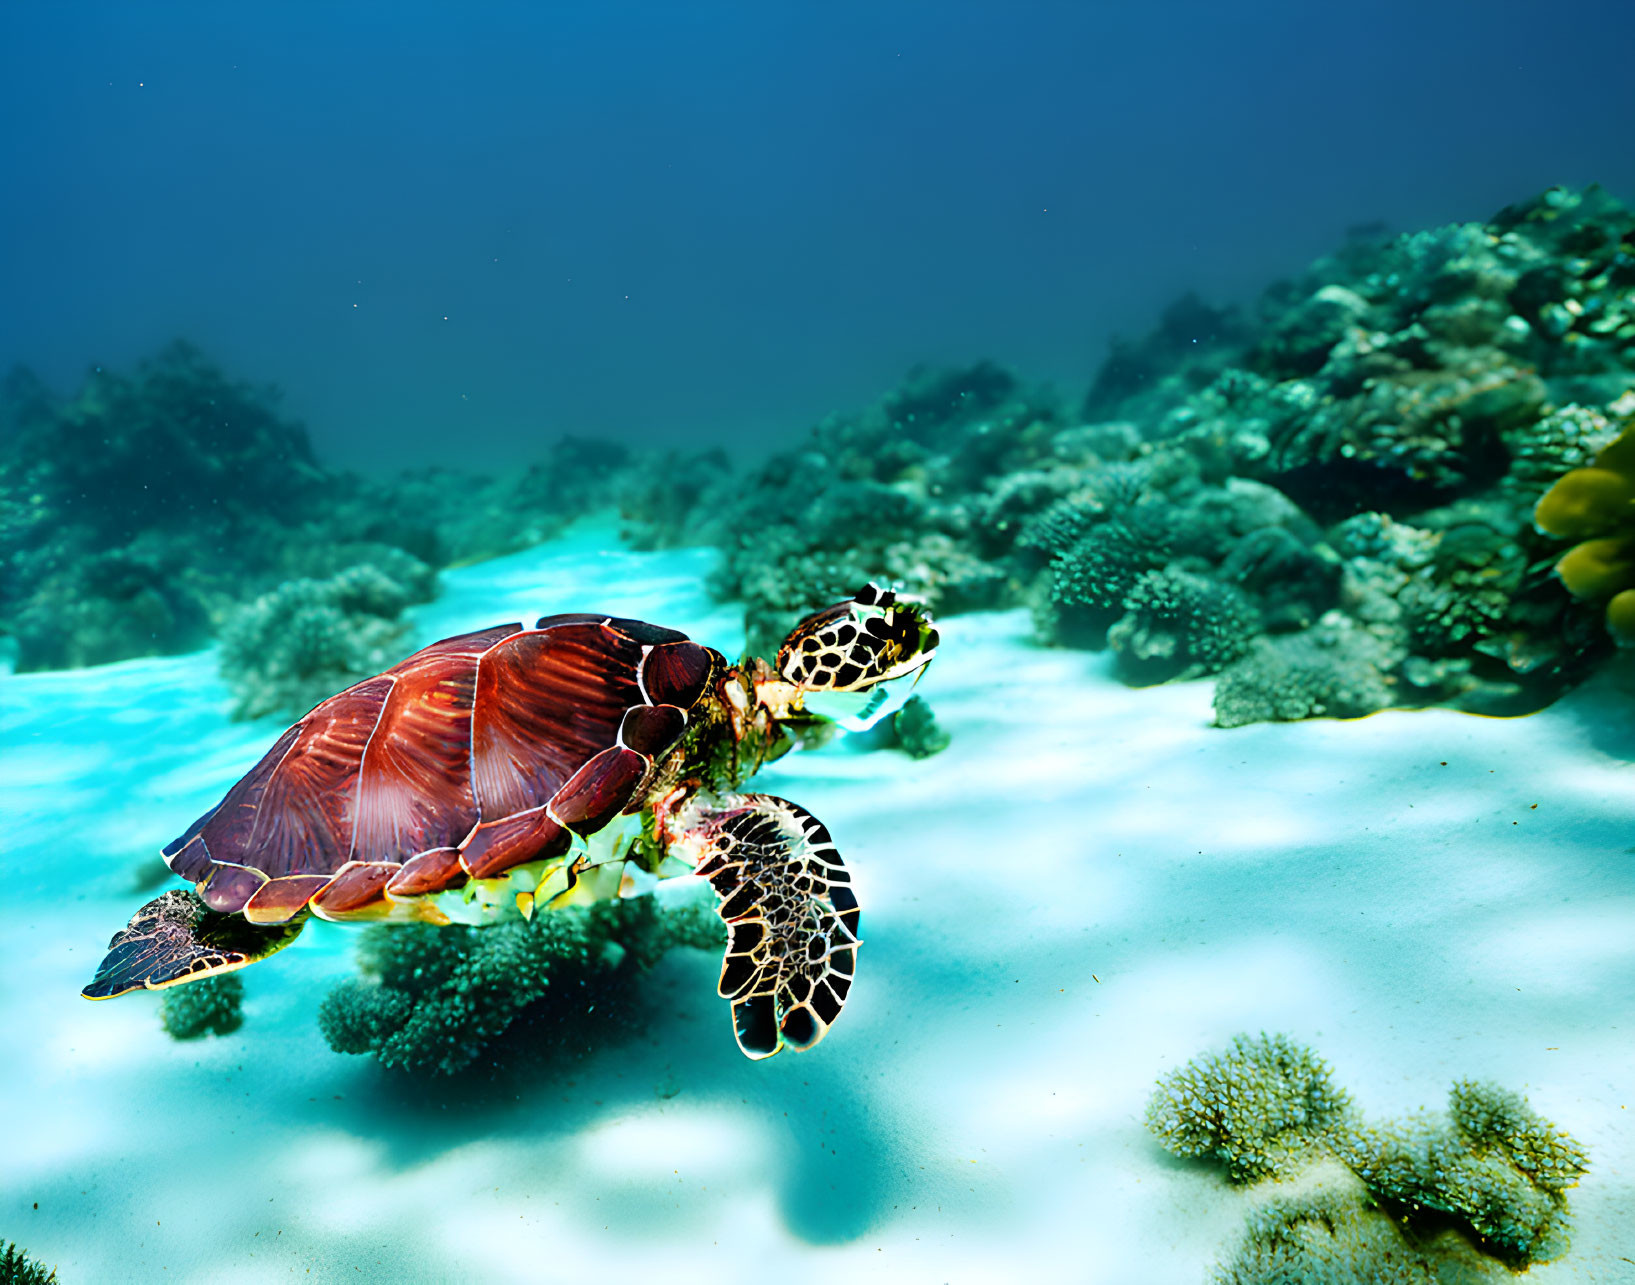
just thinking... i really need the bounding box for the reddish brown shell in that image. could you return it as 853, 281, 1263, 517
164, 614, 721, 922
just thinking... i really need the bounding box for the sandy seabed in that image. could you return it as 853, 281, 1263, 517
2, 517, 1630, 1283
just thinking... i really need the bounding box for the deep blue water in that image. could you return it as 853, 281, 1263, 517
3, 1, 1634, 469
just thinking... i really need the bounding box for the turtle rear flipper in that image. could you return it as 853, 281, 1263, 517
676, 794, 860, 1059
81, 889, 305, 999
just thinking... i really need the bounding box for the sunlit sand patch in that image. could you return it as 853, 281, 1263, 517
279, 1133, 394, 1221
4, 523, 1633, 1281
574, 1107, 766, 1184
1458, 899, 1635, 997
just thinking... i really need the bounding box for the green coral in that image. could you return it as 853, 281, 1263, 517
1051, 524, 1147, 613
1212, 624, 1395, 728
159, 972, 245, 1040
891, 695, 951, 759
1148, 1035, 1590, 1274
217, 560, 434, 721
1218, 526, 1339, 632
1017, 495, 1102, 561
1336, 1081, 1588, 1264
1145, 1033, 1357, 1183
1215, 1178, 1502, 1284
0, 1243, 57, 1285
318, 895, 725, 1075
1108, 568, 1259, 682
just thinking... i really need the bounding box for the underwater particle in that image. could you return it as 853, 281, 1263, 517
0, 1242, 57, 1285
159, 972, 244, 1039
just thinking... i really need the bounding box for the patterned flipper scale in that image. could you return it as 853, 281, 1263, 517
683, 794, 860, 1059
81, 890, 305, 998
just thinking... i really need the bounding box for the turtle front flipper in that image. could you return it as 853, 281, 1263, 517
81, 889, 305, 999
673, 794, 860, 1059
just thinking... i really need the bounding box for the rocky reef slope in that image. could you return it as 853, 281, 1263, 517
648, 184, 1635, 725
7, 185, 1633, 727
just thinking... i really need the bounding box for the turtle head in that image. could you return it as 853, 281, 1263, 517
756, 584, 939, 732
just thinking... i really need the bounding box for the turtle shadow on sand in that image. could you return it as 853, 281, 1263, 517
310, 949, 898, 1246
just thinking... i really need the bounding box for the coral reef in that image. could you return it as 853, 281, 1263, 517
1108, 568, 1260, 683
1145, 1033, 1357, 1183
11, 184, 1635, 730
1147, 1034, 1589, 1275
0, 346, 639, 688
216, 562, 430, 721
0, 1243, 57, 1285
159, 973, 245, 1040
1533, 393, 1635, 643
1212, 623, 1396, 728
654, 184, 1635, 723
318, 894, 724, 1076
1214, 1175, 1505, 1284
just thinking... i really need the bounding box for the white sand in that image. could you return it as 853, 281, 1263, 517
2, 516, 1630, 1282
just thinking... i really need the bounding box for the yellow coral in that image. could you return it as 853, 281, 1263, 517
1535, 417, 1635, 642
1607, 589, 1635, 645
1533, 467, 1635, 538
1554, 536, 1635, 598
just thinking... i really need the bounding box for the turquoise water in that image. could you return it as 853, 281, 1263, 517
6, 7, 1635, 1280
3, 517, 1630, 1281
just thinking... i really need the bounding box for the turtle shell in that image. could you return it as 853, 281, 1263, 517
163, 613, 722, 924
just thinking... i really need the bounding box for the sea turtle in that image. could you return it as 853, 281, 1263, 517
82, 585, 938, 1059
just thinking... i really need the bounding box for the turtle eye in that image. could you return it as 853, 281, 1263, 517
774, 584, 937, 693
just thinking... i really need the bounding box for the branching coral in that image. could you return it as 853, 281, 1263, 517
0, 1243, 57, 1285
1108, 568, 1259, 682
1145, 1033, 1357, 1183
1147, 1034, 1589, 1275
159, 973, 244, 1040
317, 895, 725, 1076
217, 568, 424, 721
1215, 1177, 1502, 1284
1335, 1081, 1588, 1265
1212, 623, 1395, 728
